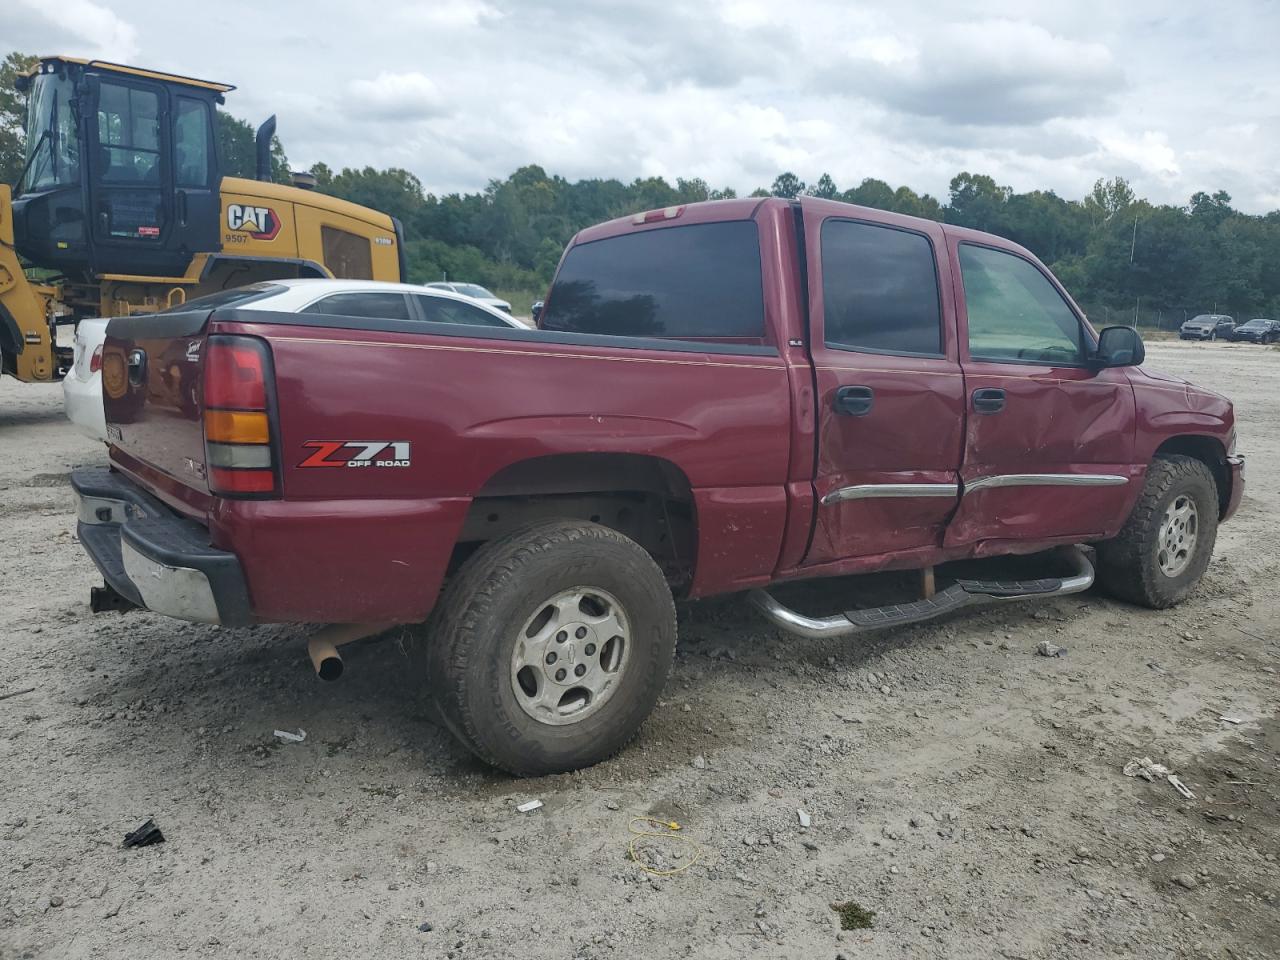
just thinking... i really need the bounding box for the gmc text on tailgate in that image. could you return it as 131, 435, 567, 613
73, 198, 1245, 776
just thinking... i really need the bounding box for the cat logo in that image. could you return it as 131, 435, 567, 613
226, 203, 281, 241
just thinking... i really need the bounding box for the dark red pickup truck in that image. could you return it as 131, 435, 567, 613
74, 197, 1244, 775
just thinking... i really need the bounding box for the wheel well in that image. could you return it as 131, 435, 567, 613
453, 454, 698, 591
1154, 435, 1229, 514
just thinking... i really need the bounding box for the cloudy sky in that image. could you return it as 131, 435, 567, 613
9, 0, 1280, 211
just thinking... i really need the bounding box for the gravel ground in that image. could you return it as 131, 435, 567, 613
2, 340, 1277, 960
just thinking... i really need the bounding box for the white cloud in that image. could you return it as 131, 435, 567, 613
345, 72, 445, 121
13, 0, 139, 61
28, 0, 1280, 213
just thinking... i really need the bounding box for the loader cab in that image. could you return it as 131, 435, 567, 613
12, 57, 231, 278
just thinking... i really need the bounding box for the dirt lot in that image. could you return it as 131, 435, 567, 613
2, 340, 1277, 960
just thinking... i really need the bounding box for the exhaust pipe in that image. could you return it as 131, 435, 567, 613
255, 115, 277, 182
306, 622, 395, 681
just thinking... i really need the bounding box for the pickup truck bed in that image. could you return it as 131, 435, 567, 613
75, 196, 1244, 775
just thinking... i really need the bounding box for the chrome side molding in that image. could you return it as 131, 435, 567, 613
964, 473, 1128, 494
820, 483, 959, 505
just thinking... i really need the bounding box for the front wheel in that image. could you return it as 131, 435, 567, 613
424, 520, 677, 776
1095, 455, 1219, 608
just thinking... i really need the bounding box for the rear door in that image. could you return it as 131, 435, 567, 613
944, 237, 1136, 547
801, 203, 965, 565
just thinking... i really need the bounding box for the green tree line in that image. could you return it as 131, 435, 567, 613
3, 50, 1277, 325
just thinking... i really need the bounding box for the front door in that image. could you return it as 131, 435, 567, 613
944, 237, 1137, 547
802, 203, 965, 566
87, 76, 174, 275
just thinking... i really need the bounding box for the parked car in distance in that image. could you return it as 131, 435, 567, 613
1179, 314, 1234, 340
1229, 318, 1280, 343
62, 317, 110, 442
72, 197, 1244, 777
426, 281, 513, 315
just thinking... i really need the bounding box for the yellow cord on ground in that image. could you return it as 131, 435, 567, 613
627, 816, 702, 877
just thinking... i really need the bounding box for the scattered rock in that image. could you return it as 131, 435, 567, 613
49, 896, 63, 908
1035, 641, 1066, 658
691, 754, 707, 770
1174, 874, 1198, 890
418, 921, 434, 933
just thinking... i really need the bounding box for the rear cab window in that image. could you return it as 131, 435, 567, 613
540, 220, 767, 345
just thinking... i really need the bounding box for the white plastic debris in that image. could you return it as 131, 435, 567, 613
1219, 716, 1243, 724
516, 799, 543, 813
1123, 757, 1171, 782
797, 809, 812, 828
1168, 775, 1196, 800
1124, 757, 1196, 800
273, 728, 306, 743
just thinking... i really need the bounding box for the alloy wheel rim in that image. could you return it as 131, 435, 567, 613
1157, 494, 1198, 577
510, 587, 631, 726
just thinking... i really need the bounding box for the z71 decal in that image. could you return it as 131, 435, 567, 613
299, 441, 411, 468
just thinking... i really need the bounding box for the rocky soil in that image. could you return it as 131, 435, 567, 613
1, 339, 1277, 959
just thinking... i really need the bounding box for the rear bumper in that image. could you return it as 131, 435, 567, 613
61, 373, 108, 443
1223, 455, 1245, 521
71, 466, 254, 626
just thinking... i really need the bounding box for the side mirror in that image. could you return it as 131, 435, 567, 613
1093, 325, 1145, 368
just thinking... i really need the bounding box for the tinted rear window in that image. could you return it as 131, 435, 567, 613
301, 292, 411, 320
541, 221, 765, 339
821, 219, 942, 356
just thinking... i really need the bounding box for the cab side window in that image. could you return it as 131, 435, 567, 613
821, 220, 942, 356
301, 292, 411, 320
174, 97, 212, 188
414, 296, 508, 327
959, 244, 1085, 366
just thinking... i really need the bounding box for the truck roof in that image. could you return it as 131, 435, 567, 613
572, 196, 1042, 267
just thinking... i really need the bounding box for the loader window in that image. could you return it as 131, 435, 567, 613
174, 97, 212, 188
22, 73, 80, 192
96, 83, 161, 184
321, 227, 375, 280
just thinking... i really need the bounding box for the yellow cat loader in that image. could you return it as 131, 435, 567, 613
1, 57, 405, 382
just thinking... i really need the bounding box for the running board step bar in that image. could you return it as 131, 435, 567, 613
748, 547, 1094, 640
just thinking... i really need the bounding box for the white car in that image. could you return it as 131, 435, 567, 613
61, 279, 526, 443
63, 317, 110, 442
425, 281, 513, 315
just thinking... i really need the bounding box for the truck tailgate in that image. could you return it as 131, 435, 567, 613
102, 307, 212, 502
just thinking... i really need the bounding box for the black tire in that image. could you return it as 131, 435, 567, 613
424, 519, 676, 776
1095, 455, 1219, 609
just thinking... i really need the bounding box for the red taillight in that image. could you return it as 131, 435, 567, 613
203, 335, 278, 498
89, 344, 103, 374
204, 340, 268, 409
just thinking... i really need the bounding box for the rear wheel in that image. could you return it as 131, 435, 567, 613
424, 520, 676, 776
1095, 455, 1219, 608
